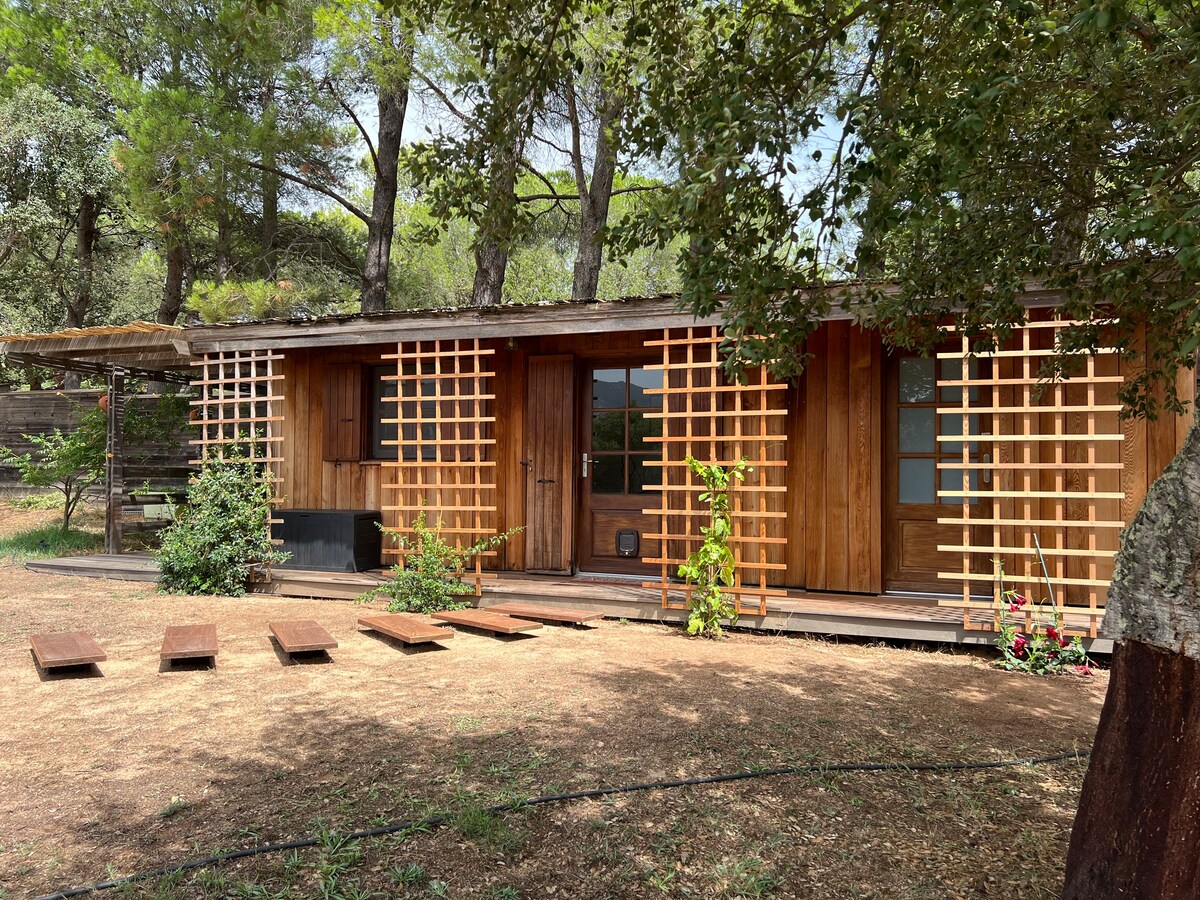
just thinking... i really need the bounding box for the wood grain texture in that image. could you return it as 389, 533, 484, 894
30, 632, 107, 668
160, 624, 218, 660
269, 619, 338, 653
432, 608, 544, 634
357, 614, 455, 644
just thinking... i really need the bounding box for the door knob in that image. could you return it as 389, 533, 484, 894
537, 478, 556, 484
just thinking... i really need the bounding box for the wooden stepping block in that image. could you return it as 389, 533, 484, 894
486, 602, 604, 625
432, 608, 543, 635
30, 632, 107, 670
358, 614, 456, 645
160, 624, 218, 661
270, 620, 338, 655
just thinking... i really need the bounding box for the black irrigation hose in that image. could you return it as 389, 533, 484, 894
35, 748, 1092, 900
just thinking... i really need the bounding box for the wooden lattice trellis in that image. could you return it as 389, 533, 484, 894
935, 321, 1125, 637
188, 350, 286, 563
189, 350, 285, 480
380, 338, 497, 595
641, 326, 789, 616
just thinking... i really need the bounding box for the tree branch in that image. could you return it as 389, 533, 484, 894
244, 160, 370, 223
324, 78, 378, 174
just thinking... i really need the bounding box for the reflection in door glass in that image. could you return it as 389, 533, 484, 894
898, 407, 936, 453
592, 411, 625, 452
629, 367, 663, 407
592, 369, 626, 408
591, 454, 624, 493
630, 455, 659, 494
898, 458, 936, 504
898, 357, 936, 403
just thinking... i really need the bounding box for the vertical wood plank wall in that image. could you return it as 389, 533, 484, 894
790, 322, 884, 594
273, 322, 1188, 598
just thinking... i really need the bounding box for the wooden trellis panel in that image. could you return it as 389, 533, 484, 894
380, 339, 497, 595
189, 350, 286, 567
189, 350, 285, 484
935, 321, 1125, 637
641, 326, 789, 616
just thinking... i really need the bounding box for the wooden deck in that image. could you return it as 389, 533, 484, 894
23, 555, 1113, 651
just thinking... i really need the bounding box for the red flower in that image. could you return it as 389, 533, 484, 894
1046, 626, 1069, 648
1074, 664, 1093, 676
1012, 633, 1028, 657
1007, 593, 1029, 612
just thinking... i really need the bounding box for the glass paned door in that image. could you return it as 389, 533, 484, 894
578, 363, 662, 574
886, 353, 988, 591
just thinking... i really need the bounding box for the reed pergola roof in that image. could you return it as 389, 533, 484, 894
0, 322, 195, 382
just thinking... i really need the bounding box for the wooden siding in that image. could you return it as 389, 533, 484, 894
275, 323, 1190, 599
790, 322, 884, 594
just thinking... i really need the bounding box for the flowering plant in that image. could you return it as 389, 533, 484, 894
994, 586, 1092, 676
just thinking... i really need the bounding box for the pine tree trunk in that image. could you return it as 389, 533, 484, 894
471, 137, 523, 308
361, 88, 408, 313
158, 237, 186, 325
1063, 421, 1200, 898
260, 78, 279, 279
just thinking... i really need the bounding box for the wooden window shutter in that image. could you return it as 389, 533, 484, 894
323, 364, 362, 461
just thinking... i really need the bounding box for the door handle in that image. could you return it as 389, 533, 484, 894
537, 478, 556, 484
581, 452, 590, 477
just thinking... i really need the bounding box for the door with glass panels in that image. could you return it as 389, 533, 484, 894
577, 363, 663, 574
884, 352, 989, 592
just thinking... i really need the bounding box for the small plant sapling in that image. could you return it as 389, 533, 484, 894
356, 509, 522, 613
0, 405, 106, 532
677, 455, 750, 638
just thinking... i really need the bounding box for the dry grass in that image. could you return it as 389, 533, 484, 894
0, 506, 1105, 899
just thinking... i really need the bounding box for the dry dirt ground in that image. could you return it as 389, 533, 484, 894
0, 504, 1106, 899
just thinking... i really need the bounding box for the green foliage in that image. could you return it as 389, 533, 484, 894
156, 452, 289, 596
356, 509, 522, 613
0, 406, 106, 531
994, 583, 1093, 676
0, 524, 103, 561
186, 278, 355, 324
677, 456, 749, 638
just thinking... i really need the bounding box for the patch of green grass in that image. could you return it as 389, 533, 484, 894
452, 800, 526, 853
5, 493, 62, 510
714, 857, 782, 898
0, 524, 102, 560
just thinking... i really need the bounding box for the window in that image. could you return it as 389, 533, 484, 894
896, 356, 980, 504
368, 364, 481, 462
589, 365, 663, 494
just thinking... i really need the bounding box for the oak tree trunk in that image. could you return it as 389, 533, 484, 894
571, 101, 618, 301
471, 135, 524, 308
1064, 422, 1200, 899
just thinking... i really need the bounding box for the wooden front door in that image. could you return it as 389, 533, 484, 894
524, 355, 575, 574
884, 352, 989, 592
577, 362, 662, 575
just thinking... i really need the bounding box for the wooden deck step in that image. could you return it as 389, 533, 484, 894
269, 620, 337, 654
160, 624, 218, 661
30, 632, 107, 670
358, 614, 456, 645
486, 602, 604, 624
432, 609, 543, 635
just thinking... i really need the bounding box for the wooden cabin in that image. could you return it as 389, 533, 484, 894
172, 294, 1195, 648
2, 297, 1191, 646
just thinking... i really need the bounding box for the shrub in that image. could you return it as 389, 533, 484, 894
156, 453, 289, 596
678, 455, 749, 638
0, 405, 106, 531
356, 509, 521, 613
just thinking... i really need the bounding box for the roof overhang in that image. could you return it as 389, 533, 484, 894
0, 322, 196, 383
178, 294, 869, 355
177, 283, 1075, 356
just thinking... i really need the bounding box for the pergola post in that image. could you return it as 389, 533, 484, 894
104, 367, 125, 555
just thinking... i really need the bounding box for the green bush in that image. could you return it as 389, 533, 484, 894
156, 453, 289, 596
357, 509, 521, 613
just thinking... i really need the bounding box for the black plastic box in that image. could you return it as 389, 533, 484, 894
273, 509, 383, 572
